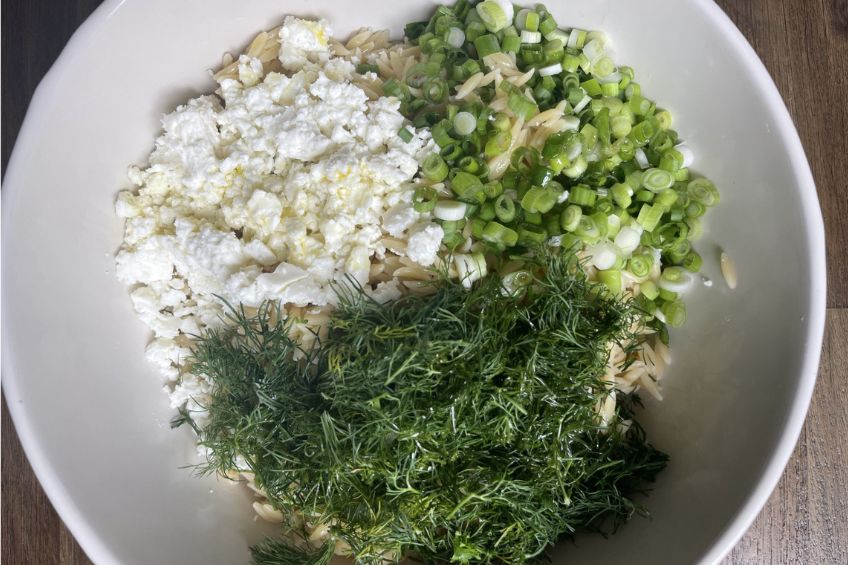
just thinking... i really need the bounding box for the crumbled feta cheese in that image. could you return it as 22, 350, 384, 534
406, 224, 444, 267
115, 19, 441, 413
237, 55, 264, 86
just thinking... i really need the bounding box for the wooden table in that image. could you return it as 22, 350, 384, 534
2, 1, 846, 563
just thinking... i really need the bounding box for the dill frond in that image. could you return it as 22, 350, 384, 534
183, 249, 668, 564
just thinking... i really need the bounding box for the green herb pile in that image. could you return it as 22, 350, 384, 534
179, 250, 667, 564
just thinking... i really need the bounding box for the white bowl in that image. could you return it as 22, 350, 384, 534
1, 0, 826, 563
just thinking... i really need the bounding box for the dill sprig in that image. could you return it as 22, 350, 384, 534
184, 249, 668, 564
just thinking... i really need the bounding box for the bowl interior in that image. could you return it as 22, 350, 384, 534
2, 0, 824, 564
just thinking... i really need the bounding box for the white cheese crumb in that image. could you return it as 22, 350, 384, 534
115, 20, 441, 414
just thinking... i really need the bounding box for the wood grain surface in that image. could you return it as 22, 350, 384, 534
2, 0, 846, 563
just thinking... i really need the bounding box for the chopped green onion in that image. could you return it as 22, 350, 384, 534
479, 200, 497, 221
661, 300, 687, 327
453, 111, 477, 136
398, 127, 414, 143
682, 250, 703, 272
458, 155, 481, 174
520, 30, 542, 43
482, 220, 519, 246
476, 0, 509, 32
485, 131, 512, 157
518, 224, 548, 246
611, 115, 632, 139
502, 35, 521, 52
636, 203, 664, 232
611, 182, 633, 208
539, 16, 557, 36
474, 33, 501, 57
660, 266, 690, 290
574, 215, 600, 241
442, 231, 467, 249
686, 217, 704, 240
422, 154, 449, 181
598, 269, 622, 294
450, 171, 484, 201
483, 181, 504, 199
494, 194, 516, 223
434, 200, 468, 221
654, 110, 673, 130
560, 204, 582, 232
667, 239, 691, 264
520, 185, 557, 214
627, 253, 653, 278
445, 27, 466, 48
641, 168, 675, 192
631, 120, 655, 146
501, 269, 533, 296
507, 92, 538, 120
516, 8, 539, 31
688, 178, 720, 206
538, 63, 563, 76
568, 184, 596, 207
431, 120, 455, 147
562, 155, 588, 178
654, 189, 679, 208
640, 280, 659, 300
413, 186, 438, 212
470, 217, 487, 239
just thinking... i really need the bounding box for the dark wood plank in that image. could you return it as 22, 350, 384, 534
715, 0, 848, 309
1, 1, 846, 564
0, 0, 104, 174
2, 394, 63, 565
723, 309, 848, 564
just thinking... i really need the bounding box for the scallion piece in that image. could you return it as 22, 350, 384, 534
476, 0, 509, 32
445, 27, 466, 48
611, 115, 632, 139
539, 15, 557, 36
611, 183, 633, 208
574, 215, 600, 241
431, 120, 455, 148
433, 200, 468, 221
422, 154, 449, 181
413, 186, 438, 213
482, 220, 519, 246
502, 34, 521, 52
688, 178, 720, 207
568, 184, 596, 207
682, 250, 703, 272
493, 194, 515, 223
640, 279, 659, 300
474, 33, 501, 57
518, 224, 548, 246
520, 30, 542, 43
485, 131, 512, 157
598, 269, 622, 294
686, 217, 704, 240
636, 203, 664, 232
450, 171, 484, 201
538, 63, 563, 76
507, 92, 538, 120
453, 111, 477, 136
398, 127, 414, 143
560, 204, 582, 232
442, 231, 467, 249
562, 155, 588, 178
627, 253, 653, 278
661, 300, 687, 327
641, 168, 674, 192
520, 185, 557, 214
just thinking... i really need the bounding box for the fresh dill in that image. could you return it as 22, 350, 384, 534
179, 249, 668, 564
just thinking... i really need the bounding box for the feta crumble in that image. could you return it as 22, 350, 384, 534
115, 17, 439, 416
